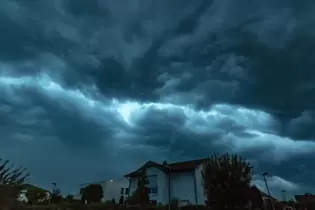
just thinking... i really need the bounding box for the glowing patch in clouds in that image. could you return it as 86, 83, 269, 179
2, 71, 315, 161
115, 101, 142, 124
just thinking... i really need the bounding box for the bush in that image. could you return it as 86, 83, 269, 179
9, 204, 214, 210
0, 184, 21, 209
181, 205, 209, 210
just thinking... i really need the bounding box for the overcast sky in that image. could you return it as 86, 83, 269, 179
1, 0, 315, 199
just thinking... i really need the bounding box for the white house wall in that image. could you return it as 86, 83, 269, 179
195, 164, 206, 205
79, 178, 129, 203
102, 178, 129, 202
129, 166, 169, 204
128, 164, 207, 205
170, 172, 196, 205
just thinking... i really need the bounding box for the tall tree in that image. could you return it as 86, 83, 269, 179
81, 184, 103, 203
202, 153, 253, 210
0, 159, 30, 185
128, 169, 150, 208
50, 187, 63, 204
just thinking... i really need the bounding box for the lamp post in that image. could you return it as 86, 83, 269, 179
262, 172, 274, 210
262, 173, 271, 197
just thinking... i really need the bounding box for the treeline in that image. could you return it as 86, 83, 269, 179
0, 154, 297, 210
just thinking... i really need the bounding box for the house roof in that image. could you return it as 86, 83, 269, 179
168, 158, 206, 172
124, 158, 207, 177
295, 193, 315, 204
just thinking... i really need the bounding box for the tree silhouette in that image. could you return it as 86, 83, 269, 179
64, 194, 74, 203
128, 169, 150, 208
50, 187, 63, 204
25, 186, 48, 205
202, 153, 253, 210
81, 184, 103, 203
119, 196, 124, 204
0, 159, 30, 209
0, 159, 29, 185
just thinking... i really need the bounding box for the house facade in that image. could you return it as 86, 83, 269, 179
77, 178, 129, 203
124, 159, 207, 206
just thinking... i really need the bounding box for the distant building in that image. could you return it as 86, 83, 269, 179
17, 184, 50, 204
295, 193, 315, 210
124, 159, 207, 206
76, 178, 129, 203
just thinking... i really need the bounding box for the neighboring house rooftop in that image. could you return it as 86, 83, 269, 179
124, 158, 207, 177
249, 186, 283, 209
295, 193, 315, 204
250, 185, 278, 201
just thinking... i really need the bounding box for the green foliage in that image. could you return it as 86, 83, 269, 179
0, 159, 30, 209
81, 184, 103, 204
25, 186, 49, 205
119, 196, 124, 204
0, 158, 30, 185
128, 169, 150, 207
0, 184, 21, 209
64, 194, 75, 203
202, 153, 253, 210
170, 197, 179, 210
50, 187, 63, 204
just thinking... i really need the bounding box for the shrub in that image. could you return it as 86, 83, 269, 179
202, 153, 253, 209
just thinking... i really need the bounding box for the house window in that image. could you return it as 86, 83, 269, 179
147, 187, 158, 194
125, 188, 129, 195
147, 175, 158, 194
120, 188, 124, 194
119, 196, 124, 204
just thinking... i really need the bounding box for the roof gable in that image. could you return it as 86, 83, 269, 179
124, 158, 206, 177
168, 158, 206, 172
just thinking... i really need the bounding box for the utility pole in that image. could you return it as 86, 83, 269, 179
262, 172, 274, 210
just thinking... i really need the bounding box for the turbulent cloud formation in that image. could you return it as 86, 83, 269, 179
1, 0, 315, 199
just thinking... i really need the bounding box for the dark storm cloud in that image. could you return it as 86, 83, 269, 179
1, 0, 315, 198
0, 75, 118, 153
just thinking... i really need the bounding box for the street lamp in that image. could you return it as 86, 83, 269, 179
262, 172, 274, 210
262, 172, 271, 197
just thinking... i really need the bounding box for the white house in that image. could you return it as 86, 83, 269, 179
77, 178, 129, 203
124, 159, 207, 206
